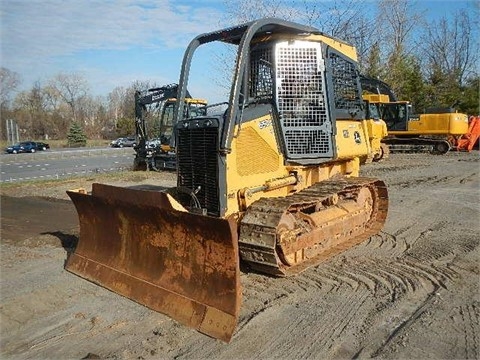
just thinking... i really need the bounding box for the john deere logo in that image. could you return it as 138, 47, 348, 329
354, 131, 361, 144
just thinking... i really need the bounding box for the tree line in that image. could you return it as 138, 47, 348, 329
1, 0, 478, 143
226, 0, 478, 113
0, 70, 156, 142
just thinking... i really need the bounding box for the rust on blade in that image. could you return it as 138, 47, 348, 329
66, 183, 241, 342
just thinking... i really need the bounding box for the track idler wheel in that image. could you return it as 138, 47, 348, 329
238, 178, 388, 277
277, 186, 375, 268
432, 140, 451, 155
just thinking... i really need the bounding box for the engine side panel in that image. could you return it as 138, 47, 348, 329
407, 112, 469, 135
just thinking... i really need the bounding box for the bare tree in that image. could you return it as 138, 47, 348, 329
0, 68, 21, 140
376, 0, 424, 56
0, 67, 21, 108
108, 86, 128, 127
48, 73, 89, 123
76, 95, 107, 139
41, 83, 75, 138
421, 9, 477, 85
373, 0, 426, 99
221, 0, 378, 86
106, 80, 159, 138
13, 82, 48, 138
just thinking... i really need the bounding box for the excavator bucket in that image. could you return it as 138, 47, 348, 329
66, 183, 241, 342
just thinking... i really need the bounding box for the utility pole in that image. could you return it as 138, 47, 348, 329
6, 119, 19, 144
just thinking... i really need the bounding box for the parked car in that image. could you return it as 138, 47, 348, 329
36, 142, 50, 151
110, 137, 136, 148
5, 141, 50, 154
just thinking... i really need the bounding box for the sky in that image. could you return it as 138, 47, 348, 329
0, 0, 477, 102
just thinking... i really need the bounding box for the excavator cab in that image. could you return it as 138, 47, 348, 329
66, 18, 388, 342
133, 85, 207, 170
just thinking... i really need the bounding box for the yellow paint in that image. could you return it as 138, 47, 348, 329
254, 32, 358, 61
363, 94, 390, 103
405, 112, 469, 136
364, 118, 388, 160
166, 98, 208, 105
224, 116, 366, 216
363, 95, 469, 137
335, 120, 371, 160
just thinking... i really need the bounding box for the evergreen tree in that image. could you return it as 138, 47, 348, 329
363, 42, 383, 79
401, 56, 427, 113
67, 121, 87, 147
424, 66, 464, 110
460, 76, 480, 115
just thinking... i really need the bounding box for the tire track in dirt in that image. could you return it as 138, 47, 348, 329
406, 231, 479, 265
110, 153, 479, 359
434, 302, 480, 360
172, 284, 373, 360
3, 152, 478, 360
361, 272, 479, 359
168, 228, 479, 360
459, 172, 478, 184
317, 253, 453, 300
234, 226, 476, 359
264, 289, 370, 359
166, 209, 478, 359
369, 289, 440, 358
236, 217, 466, 321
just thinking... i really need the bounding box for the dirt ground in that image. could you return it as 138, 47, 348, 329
0, 152, 479, 360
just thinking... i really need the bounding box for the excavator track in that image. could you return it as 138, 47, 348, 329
383, 137, 451, 155
239, 177, 388, 276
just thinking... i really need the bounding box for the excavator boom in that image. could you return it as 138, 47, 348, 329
456, 116, 480, 151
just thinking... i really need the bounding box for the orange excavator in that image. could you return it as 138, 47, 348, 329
455, 115, 480, 152
65, 18, 388, 342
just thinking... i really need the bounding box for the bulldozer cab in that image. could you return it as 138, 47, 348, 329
174, 18, 365, 168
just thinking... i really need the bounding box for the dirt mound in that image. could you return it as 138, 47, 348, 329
1, 196, 78, 248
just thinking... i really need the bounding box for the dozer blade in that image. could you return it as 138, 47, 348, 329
66, 183, 240, 342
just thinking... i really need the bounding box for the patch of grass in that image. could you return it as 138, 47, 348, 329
0, 170, 177, 196
0, 170, 151, 189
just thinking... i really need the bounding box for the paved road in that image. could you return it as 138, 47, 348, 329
0, 147, 135, 183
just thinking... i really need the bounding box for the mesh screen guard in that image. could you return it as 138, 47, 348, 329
274, 40, 334, 160
328, 51, 364, 119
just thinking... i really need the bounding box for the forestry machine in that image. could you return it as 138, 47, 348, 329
134, 84, 207, 170
65, 18, 389, 342
360, 75, 469, 154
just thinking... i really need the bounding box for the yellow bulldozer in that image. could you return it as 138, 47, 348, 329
65, 18, 388, 342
